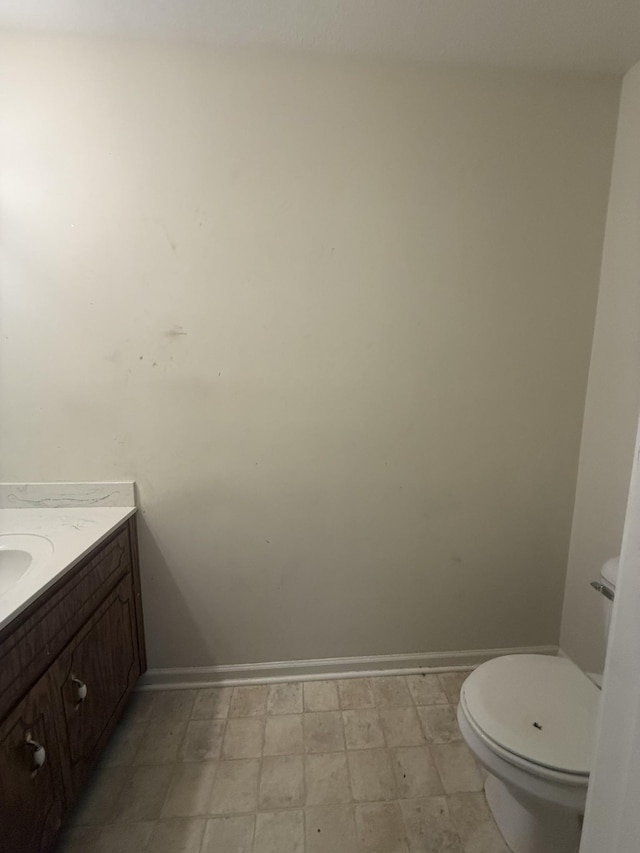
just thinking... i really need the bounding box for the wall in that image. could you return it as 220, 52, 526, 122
560, 61, 640, 678
0, 34, 619, 670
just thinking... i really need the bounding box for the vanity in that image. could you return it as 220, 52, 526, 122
0, 484, 146, 853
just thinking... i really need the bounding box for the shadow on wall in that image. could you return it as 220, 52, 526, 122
136, 514, 210, 670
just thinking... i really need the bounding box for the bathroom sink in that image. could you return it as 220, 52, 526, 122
0, 534, 54, 596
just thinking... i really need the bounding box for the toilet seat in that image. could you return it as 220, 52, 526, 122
460, 692, 589, 787
461, 655, 599, 779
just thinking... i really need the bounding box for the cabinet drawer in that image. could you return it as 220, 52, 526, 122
50, 574, 140, 799
0, 525, 132, 719
0, 671, 66, 853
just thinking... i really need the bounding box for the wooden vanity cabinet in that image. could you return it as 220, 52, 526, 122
0, 671, 66, 853
0, 516, 146, 853
50, 573, 141, 800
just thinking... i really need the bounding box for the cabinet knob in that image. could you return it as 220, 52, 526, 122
71, 677, 88, 703
24, 732, 46, 772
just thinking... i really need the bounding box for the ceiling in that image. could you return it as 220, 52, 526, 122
1, 0, 639, 74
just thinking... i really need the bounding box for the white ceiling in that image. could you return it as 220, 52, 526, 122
1, 0, 639, 74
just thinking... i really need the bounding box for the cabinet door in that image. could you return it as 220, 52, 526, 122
0, 672, 65, 853
51, 575, 140, 798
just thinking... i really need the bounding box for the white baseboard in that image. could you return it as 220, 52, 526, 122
137, 645, 559, 691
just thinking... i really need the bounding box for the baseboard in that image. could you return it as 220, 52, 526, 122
137, 645, 559, 691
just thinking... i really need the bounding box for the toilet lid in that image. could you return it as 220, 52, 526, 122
461, 655, 600, 775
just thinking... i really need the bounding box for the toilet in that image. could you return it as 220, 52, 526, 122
457, 559, 618, 853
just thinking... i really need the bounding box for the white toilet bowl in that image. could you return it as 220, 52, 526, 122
457, 655, 600, 853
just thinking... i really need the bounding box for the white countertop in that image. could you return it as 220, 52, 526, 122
0, 505, 136, 632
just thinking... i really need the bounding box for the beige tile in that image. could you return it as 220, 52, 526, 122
259, 755, 305, 809
371, 677, 412, 707
305, 804, 358, 853
201, 815, 255, 852
418, 706, 462, 744
267, 682, 303, 714
162, 762, 217, 817
348, 749, 396, 802
112, 764, 173, 823
432, 743, 484, 794
202, 815, 255, 853
406, 674, 448, 706
209, 759, 260, 814
222, 717, 264, 759
151, 690, 197, 721
438, 673, 470, 706
254, 810, 304, 853
55, 826, 101, 852
305, 752, 352, 804
380, 707, 427, 747
343, 709, 385, 750
148, 818, 206, 853
263, 714, 304, 755
400, 797, 462, 852
179, 720, 225, 761
355, 802, 409, 853
94, 822, 154, 853
448, 793, 509, 853
70, 765, 129, 825
100, 721, 147, 767
392, 746, 444, 798
304, 680, 340, 711
123, 691, 155, 723
229, 684, 268, 717
134, 720, 187, 764
338, 678, 375, 709
304, 711, 345, 753
192, 687, 233, 720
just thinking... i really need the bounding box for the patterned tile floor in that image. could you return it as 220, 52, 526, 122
55, 672, 510, 853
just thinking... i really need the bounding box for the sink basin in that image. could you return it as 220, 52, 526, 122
0, 534, 54, 596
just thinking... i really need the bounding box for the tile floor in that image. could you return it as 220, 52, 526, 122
55, 672, 510, 853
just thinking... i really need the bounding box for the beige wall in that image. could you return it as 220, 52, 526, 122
0, 34, 618, 669
560, 60, 640, 676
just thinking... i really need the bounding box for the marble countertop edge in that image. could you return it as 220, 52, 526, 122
0, 481, 136, 509
0, 485, 138, 632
